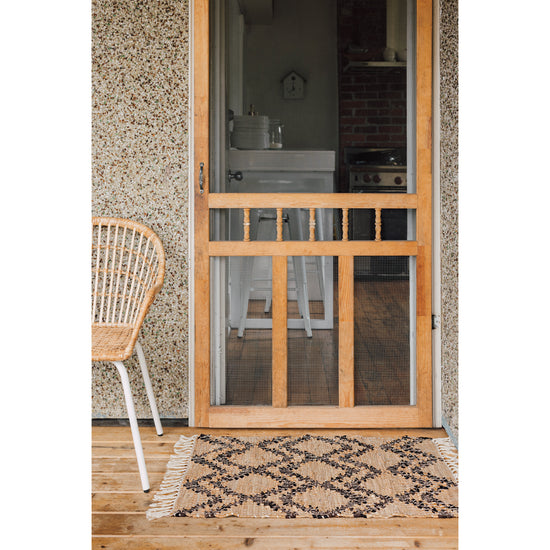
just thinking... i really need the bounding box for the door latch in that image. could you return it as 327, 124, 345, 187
432, 314, 441, 330
199, 162, 204, 194
228, 170, 243, 182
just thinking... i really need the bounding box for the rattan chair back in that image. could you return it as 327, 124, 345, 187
92, 217, 165, 361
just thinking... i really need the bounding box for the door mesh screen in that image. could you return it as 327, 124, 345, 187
287, 256, 338, 406
212, 255, 415, 407
211, 256, 272, 406
353, 256, 413, 406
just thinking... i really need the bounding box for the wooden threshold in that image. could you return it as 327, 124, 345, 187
206, 405, 430, 428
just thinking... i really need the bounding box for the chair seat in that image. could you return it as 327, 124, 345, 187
92, 325, 136, 362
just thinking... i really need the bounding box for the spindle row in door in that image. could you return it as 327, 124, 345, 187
192, 0, 433, 428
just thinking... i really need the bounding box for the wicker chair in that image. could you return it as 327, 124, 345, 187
92, 217, 165, 492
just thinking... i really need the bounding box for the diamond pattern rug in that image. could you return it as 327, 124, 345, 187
147, 434, 458, 519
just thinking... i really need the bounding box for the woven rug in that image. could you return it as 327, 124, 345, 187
147, 434, 458, 520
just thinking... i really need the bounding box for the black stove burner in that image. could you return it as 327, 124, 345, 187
345, 147, 406, 167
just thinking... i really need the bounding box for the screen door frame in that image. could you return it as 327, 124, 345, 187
191, 0, 433, 428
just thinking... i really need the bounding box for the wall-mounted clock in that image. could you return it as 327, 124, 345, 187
282, 71, 306, 100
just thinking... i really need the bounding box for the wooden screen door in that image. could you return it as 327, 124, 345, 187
193, 0, 433, 428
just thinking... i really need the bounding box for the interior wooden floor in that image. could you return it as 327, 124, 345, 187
226, 278, 411, 406
92, 426, 458, 549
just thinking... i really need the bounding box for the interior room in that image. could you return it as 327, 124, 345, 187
211, 0, 416, 408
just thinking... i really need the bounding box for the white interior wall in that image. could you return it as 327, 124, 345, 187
242, 0, 338, 151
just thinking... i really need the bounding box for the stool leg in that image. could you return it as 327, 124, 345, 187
238, 256, 254, 337
293, 255, 312, 337
134, 340, 163, 436
264, 257, 272, 312
239, 213, 274, 335
113, 361, 150, 492
288, 209, 312, 337
315, 257, 325, 300
315, 209, 325, 300
256, 216, 274, 313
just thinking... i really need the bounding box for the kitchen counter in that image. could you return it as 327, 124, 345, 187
227, 149, 336, 172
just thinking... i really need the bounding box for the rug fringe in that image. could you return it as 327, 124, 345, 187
146, 435, 198, 520
433, 437, 459, 482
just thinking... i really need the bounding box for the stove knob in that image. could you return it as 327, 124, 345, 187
362, 173, 371, 183
372, 174, 381, 184
394, 176, 403, 185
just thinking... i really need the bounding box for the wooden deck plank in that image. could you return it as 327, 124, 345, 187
92, 514, 458, 538
92, 535, 458, 549
92, 493, 154, 513
93, 442, 175, 458
93, 472, 166, 492
93, 457, 172, 473
92, 426, 448, 440
91, 426, 184, 442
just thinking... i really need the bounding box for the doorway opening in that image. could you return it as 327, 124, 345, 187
192, 0, 432, 427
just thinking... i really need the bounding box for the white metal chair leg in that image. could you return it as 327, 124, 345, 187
113, 360, 150, 493
134, 340, 163, 436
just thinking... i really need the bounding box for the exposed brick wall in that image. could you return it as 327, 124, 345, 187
339, 71, 407, 148
337, 0, 407, 191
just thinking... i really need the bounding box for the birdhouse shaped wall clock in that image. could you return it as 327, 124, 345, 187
282, 71, 306, 99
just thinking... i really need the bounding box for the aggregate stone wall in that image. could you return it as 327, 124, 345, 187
92, 0, 190, 418
439, 0, 459, 444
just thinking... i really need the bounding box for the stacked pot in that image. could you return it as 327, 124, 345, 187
230, 115, 270, 150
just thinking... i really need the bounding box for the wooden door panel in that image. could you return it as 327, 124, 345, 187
193, 0, 433, 427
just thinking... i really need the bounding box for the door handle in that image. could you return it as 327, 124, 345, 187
228, 170, 243, 182
199, 162, 205, 194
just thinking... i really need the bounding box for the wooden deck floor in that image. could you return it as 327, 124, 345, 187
92, 426, 458, 549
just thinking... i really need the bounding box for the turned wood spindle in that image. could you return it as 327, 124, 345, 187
309, 208, 316, 241
375, 208, 382, 241
342, 208, 349, 241
276, 208, 283, 242
243, 208, 250, 242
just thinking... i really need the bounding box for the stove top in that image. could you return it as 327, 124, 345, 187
345, 147, 407, 191
344, 146, 407, 168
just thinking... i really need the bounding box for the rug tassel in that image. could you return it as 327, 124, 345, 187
433, 437, 459, 482
146, 435, 198, 520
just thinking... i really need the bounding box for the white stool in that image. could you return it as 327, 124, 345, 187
237, 209, 317, 338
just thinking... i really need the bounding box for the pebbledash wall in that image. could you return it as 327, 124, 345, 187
438, 0, 458, 444
92, 0, 190, 418
92, 0, 458, 443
